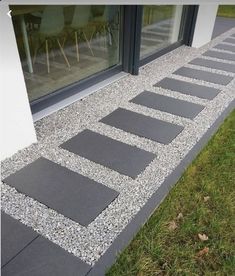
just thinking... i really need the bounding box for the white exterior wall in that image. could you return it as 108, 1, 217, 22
0, 5, 37, 160
192, 4, 218, 48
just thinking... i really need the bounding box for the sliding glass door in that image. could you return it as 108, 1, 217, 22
140, 5, 184, 59
11, 5, 121, 102
11, 5, 194, 109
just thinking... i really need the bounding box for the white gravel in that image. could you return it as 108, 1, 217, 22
1, 27, 235, 266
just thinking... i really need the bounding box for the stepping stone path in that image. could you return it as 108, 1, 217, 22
2, 31, 235, 275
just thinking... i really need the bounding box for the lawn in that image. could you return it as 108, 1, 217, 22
107, 109, 235, 275
217, 5, 235, 18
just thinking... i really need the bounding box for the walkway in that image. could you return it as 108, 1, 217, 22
1, 28, 235, 275
212, 16, 235, 38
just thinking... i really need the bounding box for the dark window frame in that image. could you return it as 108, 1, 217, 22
30, 5, 198, 114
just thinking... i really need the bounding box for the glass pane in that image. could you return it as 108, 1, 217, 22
140, 5, 183, 59
11, 5, 121, 102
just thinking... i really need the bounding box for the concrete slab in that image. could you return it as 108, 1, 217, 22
189, 58, 235, 73
214, 43, 235, 53
2, 236, 91, 276
130, 91, 204, 119
173, 66, 233, 85
1, 212, 38, 268
100, 108, 184, 144
203, 50, 235, 62
61, 130, 155, 179
155, 78, 220, 100
3, 158, 119, 226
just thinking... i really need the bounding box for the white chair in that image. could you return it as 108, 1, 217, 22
33, 6, 71, 73
70, 5, 94, 62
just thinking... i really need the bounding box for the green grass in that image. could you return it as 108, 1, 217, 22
217, 5, 235, 18
107, 109, 235, 276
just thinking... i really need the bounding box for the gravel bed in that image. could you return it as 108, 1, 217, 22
1, 28, 235, 265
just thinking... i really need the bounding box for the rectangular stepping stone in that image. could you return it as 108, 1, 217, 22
142, 39, 160, 47
203, 50, 235, 62
1, 212, 38, 267
130, 91, 204, 119
223, 38, 235, 44
154, 78, 220, 100
214, 43, 235, 53
3, 158, 119, 226
173, 66, 233, 85
149, 27, 168, 34
100, 108, 183, 144
61, 130, 155, 179
2, 236, 91, 276
189, 58, 235, 73
142, 32, 163, 41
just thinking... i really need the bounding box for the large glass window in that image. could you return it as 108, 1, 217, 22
11, 5, 121, 102
140, 5, 184, 59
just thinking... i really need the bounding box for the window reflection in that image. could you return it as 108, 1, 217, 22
140, 5, 183, 59
11, 5, 121, 101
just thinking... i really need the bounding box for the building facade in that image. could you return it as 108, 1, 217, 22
1, 2, 220, 160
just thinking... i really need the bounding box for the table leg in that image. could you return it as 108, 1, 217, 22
20, 14, 33, 73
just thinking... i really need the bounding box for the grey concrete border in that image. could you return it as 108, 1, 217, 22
86, 99, 235, 276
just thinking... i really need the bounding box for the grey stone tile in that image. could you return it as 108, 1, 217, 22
3, 158, 119, 226
142, 39, 160, 47
100, 108, 183, 144
173, 66, 233, 85
154, 78, 220, 100
1, 212, 38, 267
214, 43, 235, 53
130, 91, 204, 119
189, 58, 235, 73
1, 236, 91, 276
231, 33, 235, 38
148, 27, 168, 34
223, 38, 235, 44
203, 50, 235, 62
61, 130, 155, 179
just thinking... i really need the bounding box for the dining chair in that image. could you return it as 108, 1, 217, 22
70, 5, 94, 62
90, 6, 119, 47
33, 6, 71, 73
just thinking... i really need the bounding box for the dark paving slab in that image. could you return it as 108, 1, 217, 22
214, 43, 235, 53
130, 91, 204, 119
189, 58, 235, 73
141, 32, 163, 41
212, 17, 235, 38
1, 212, 38, 267
203, 50, 235, 62
173, 66, 233, 85
2, 236, 91, 276
154, 78, 220, 100
61, 130, 155, 179
223, 37, 235, 44
148, 27, 168, 34
142, 39, 159, 47
100, 108, 183, 144
3, 158, 119, 226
